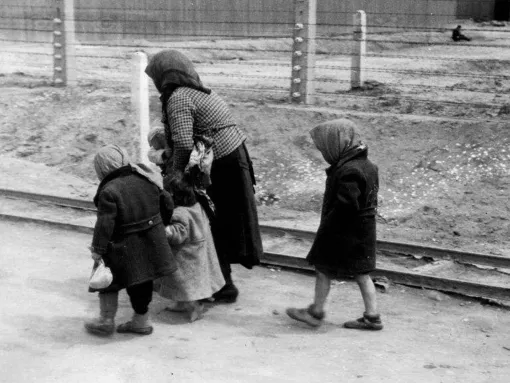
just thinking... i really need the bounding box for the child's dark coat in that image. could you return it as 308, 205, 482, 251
90, 165, 177, 292
307, 147, 378, 275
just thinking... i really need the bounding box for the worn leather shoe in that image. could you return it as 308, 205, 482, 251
212, 283, 239, 303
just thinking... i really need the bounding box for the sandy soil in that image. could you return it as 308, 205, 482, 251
0, 220, 509, 383
0, 81, 508, 256
1, 27, 509, 258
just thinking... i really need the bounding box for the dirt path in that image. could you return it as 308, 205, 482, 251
0, 220, 509, 383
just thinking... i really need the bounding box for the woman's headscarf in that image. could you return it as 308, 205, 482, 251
145, 49, 211, 95
93, 144, 130, 180
145, 50, 211, 128
310, 119, 363, 166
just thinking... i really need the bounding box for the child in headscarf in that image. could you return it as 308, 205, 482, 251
85, 144, 177, 336
286, 119, 383, 330
158, 171, 225, 322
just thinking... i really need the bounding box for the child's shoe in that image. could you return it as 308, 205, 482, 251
286, 304, 325, 328
117, 313, 154, 335
84, 317, 115, 336
343, 313, 383, 331
84, 292, 118, 336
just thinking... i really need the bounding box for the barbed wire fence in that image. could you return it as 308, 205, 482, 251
0, 0, 509, 120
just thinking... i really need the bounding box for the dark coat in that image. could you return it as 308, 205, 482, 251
307, 147, 379, 276
90, 166, 177, 292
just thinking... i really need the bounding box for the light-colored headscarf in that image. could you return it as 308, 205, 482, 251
93, 144, 130, 180
310, 119, 363, 165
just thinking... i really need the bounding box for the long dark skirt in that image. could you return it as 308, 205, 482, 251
207, 143, 263, 275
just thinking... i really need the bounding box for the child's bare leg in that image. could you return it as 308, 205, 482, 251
355, 273, 378, 315
312, 270, 331, 314
285, 269, 328, 327
344, 273, 383, 330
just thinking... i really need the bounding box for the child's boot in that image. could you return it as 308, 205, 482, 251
117, 312, 154, 335
286, 304, 325, 328
344, 313, 383, 331
84, 292, 118, 336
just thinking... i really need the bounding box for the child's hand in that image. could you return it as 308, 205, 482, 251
164, 226, 173, 239
90, 251, 102, 261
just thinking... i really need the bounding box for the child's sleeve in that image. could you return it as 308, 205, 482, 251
160, 189, 174, 226
323, 171, 363, 225
91, 189, 117, 255
334, 172, 362, 212
165, 209, 189, 245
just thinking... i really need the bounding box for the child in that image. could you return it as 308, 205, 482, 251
85, 144, 176, 336
286, 119, 383, 330
158, 171, 225, 322
147, 125, 173, 176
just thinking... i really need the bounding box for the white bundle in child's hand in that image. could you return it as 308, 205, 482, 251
89, 259, 113, 289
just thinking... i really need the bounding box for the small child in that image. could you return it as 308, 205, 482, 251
286, 119, 383, 330
147, 125, 173, 176
85, 144, 176, 336
158, 171, 225, 322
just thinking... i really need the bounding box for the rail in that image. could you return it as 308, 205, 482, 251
0, 188, 509, 303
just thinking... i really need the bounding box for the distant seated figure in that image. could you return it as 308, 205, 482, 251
452, 25, 471, 42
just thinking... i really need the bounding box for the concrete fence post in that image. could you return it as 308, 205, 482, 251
53, 0, 76, 87
351, 10, 366, 89
290, 0, 316, 104
131, 52, 150, 165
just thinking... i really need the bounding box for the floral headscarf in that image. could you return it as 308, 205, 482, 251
93, 144, 130, 181
310, 119, 363, 166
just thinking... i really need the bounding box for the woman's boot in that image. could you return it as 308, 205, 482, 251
84, 291, 118, 336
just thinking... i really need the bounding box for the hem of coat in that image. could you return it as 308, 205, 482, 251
88, 267, 178, 293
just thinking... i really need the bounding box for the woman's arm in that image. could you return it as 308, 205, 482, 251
167, 92, 196, 171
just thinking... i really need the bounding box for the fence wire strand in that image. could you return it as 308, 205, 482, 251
1, 4, 509, 119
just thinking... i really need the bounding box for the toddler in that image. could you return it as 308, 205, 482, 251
85, 144, 176, 336
158, 171, 225, 322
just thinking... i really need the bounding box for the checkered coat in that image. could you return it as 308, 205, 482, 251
165, 87, 246, 171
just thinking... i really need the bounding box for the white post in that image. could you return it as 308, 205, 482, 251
290, 0, 316, 104
131, 52, 151, 165
351, 10, 366, 89
53, 0, 76, 87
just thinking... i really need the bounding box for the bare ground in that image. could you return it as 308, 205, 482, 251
0, 220, 509, 383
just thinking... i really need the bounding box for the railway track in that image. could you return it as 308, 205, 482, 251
1, 188, 509, 304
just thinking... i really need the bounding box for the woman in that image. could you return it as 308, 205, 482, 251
145, 50, 263, 303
